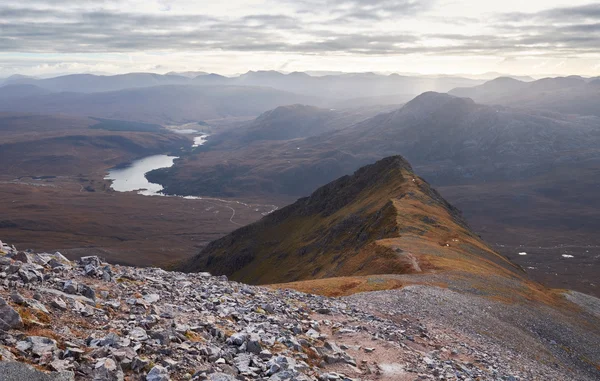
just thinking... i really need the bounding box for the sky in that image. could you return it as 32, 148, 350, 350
1, 0, 599, 78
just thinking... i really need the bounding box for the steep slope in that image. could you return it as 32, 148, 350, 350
449, 75, 600, 116
183, 156, 520, 285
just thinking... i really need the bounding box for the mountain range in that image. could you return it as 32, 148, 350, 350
450, 75, 600, 116
1, 71, 483, 97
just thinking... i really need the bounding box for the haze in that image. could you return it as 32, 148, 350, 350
1, 0, 599, 77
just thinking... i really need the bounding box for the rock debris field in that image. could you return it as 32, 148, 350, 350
0, 239, 598, 381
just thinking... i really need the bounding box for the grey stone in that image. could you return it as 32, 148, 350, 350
131, 357, 150, 372
80, 256, 102, 267
146, 365, 169, 381
51, 298, 67, 311
29, 336, 58, 357
207, 373, 236, 381
228, 332, 248, 346
0, 361, 74, 381
85, 264, 97, 276
143, 294, 160, 304
93, 358, 124, 381
129, 327, 148, 341
0, 297, 23, 331
63, 280, 79, 295
80, 284, 96, 300
13, 252, 32, 264
246, 334, 262, 354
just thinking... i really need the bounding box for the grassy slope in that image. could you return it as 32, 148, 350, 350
185, 157, 524, 291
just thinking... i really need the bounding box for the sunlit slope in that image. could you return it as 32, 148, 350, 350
183, 156, 522, 285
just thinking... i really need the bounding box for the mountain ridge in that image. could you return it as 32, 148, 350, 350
182, 156, 521, 287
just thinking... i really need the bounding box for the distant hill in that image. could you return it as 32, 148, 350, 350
0, 113, 188, 177
0, 71, 483, 102
0, 84, 52, 101
166, 71, 210, 78
449, 75, 600, 116
0, 85, 320, 124
183, 156, 520, 285
2, 73, 190, 93
206, 104, 399, 147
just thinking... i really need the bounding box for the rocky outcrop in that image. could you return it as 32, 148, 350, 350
0, 240, 598, 380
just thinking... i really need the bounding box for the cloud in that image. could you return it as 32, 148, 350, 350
0, 0, 598, 61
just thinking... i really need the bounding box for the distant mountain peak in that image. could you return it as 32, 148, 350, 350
402, 91, 475, 114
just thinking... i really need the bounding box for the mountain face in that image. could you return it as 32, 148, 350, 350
449, 75, 600, 117
183, 156, 519, 285
208, 105, 341, 145
156, 93, 600, 296
204, 104, 399, 148
157, 92, 600, 196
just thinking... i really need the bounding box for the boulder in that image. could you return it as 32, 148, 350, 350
0, 297, 23, 331
79, 256, 101, 267
93, 358, 124, 381
63, 280, 79, 295
146, 365, 169, 381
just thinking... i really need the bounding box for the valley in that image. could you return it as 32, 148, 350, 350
1, 75, 599, 300
0, 113, 276, 267
3, 3, 600, 380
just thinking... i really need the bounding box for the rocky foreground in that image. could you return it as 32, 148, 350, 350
0, 240, 598, 381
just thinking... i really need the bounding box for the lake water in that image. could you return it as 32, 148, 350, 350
105, 155, 177, 195
193, 134, 209, 147
106, 130, 209, 196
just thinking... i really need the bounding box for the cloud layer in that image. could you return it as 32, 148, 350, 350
0, 0, 598, 76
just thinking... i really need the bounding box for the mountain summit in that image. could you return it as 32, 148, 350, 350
182, 156, 519, 286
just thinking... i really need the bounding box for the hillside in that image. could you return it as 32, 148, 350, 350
204, 104, 399, 149
0, 113, 188, 177
1, 241, 599, 380
153, 94, 600, 295
449, 75, 600, 117
0, 113, 267, 267
183, 156, 521, 286
157, 92, 600, 196
0, 85, 320, 124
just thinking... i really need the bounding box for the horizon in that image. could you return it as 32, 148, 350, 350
1, 69, 595, 81
1, 0, 599, 78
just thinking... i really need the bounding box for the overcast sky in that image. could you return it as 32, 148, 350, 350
1, 0, 599, 77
